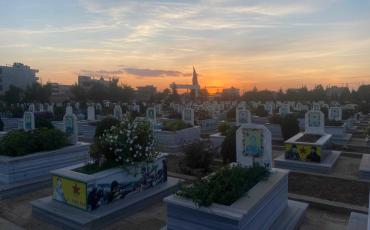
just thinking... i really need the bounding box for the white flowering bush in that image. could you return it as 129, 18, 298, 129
90, 119, 158, 165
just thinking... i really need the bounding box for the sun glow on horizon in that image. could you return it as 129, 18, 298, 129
0, 0, 369, 91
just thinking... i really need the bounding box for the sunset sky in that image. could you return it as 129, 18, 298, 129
0, 0, 369, 91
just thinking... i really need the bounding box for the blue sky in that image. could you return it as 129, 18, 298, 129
0, 0, 369, 90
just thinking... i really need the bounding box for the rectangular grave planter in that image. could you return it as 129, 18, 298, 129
0, 142, 90, 185
51, 153, 168, 211
164, 169, 288, 230
284, 132, 332, 163
155, 126, 200, 153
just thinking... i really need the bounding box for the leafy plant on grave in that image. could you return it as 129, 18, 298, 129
180, 141, 213, 174
53, 106, 65, 121
89, 119, 158, 171
0, 128, 67, 156
35, 112, 54, 129
177, 164, 270, 207
220, 126, 237, 164
226, 107, 236, 122
94, 117, 120, 139
196, 109, 212, 121
252, 105, 268, 117
162, 119, 192, 131
268, 114, 282, 124
217, 121, 231, 136
280, 115, 300, 140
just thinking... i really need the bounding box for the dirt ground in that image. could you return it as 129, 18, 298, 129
289, 172, 370, 207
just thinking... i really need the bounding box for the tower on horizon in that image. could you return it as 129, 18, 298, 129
169, 66, 201, 98
192, 66, 199, 87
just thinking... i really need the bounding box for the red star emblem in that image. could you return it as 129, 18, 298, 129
72, 183, 80, 195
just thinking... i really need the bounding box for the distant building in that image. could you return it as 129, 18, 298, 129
222, 87, 240, 98
0, 63, 39, 95
325, 86, 349, 98
78, 75, 110, 88
136, 85, 157, 101
50, 83, 72, 102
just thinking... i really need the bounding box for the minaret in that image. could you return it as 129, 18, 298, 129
192, 66, 200, 97
192, 66, 199, 86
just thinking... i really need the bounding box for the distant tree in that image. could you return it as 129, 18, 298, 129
281, 115, 300, 140
70, 84, 87, 102
253, 105, 268, 117
23, 83, 51, 102
2, 85, 23, 105
221, 127, 237, 164
358, 85, 370, 102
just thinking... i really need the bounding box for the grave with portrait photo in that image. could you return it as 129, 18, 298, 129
275, 110, 341, 174
162, 123, 307, 230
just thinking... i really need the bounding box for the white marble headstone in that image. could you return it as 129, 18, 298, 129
328, 107, 342, 121
87, 105, 96, 121
182, 108, 194, 126
23, 112, 35, 131
113, 104, 123, 120
29, 104, 35, 113
66, 104, 73, 115
63, 113, 78, 145
236, 124, 272, 169
305, 110, 325, 134
146, 107, 156, 124
279, 104, 290, 116
236, 109, 251, 126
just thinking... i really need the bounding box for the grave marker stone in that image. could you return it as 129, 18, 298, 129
23, 112, 35, 131
182, 108, 194, 126
63, 113, 78, 145
236, 109, 251, 126
236, 124, 272, 169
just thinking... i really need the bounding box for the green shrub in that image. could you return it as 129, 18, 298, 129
0, 128, 67, 156
90, 119, 157, 167
281, 115, 300, 140
53, 106, 65, 121
268, 114, 282, 124
217, 122, 230, 136
220, 127, 237, 164
226, 107, 236, 122
253, 105, 268, 117
183, 141, 213, 171
162, 119, 192, 131
94, 117, 120, 139
35, 117, 54, 129
0, 118, 3, 131
196, 109, 212, 121
177, 164, 270, 206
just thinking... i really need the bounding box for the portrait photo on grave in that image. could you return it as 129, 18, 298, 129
242, 128, 264, 157
308, 112, 321, 127
239, 111, 249, 123
285, 144, 321, 162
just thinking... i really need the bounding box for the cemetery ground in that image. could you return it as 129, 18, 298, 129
0, 150, 368, 230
